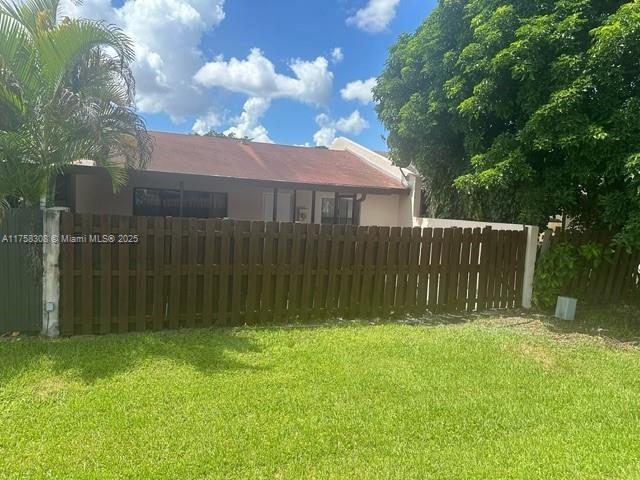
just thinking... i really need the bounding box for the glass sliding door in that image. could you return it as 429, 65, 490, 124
320, 194, 357, 225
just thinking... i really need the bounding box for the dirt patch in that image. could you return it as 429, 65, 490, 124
510, 342, 557, 370
31, 377, 79, 398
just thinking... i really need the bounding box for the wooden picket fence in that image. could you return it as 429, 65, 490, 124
541, 229, 640, 304
59, 214, 527, 335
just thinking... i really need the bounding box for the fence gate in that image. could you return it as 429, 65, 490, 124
0, 209, 43, 334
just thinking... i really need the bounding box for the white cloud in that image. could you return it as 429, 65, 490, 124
336, 110, 369, 134
346, 0, 400, 33
192, 111, 222, 135
60, 0, 226, 121
223, 97, 273, 143
340, 77, 377, 105
194, 48, 333, 105
313, 111, 369, 147
331, 47, 344, 64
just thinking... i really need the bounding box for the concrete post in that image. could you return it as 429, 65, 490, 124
521, 225, 539, 309
42, 207, 68, 337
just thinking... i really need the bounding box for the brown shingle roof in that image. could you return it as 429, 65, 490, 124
145, 132, 407, 193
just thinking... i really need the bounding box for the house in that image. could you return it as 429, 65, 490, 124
55, 132, 422, 227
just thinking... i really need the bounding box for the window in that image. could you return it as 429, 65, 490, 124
134, 188, 227, 218
321, 195, 356, 225
53, 174, 72, 208
211, 192, 228, 218
182, 191, 210, 218
134, 188, 180, 217
321, 198, 334, 224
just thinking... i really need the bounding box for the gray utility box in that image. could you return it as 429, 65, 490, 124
555, 296, 577, 321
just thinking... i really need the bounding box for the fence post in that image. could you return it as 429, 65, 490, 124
521, 225, 539, 309
42, 207, 68, 337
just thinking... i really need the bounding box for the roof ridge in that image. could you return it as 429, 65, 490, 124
151, 130, 328, 152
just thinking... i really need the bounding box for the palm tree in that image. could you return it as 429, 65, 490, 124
0, 0, 152, 209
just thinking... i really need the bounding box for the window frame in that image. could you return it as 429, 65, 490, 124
320, 193, 358, 225
133, 187, 228, 219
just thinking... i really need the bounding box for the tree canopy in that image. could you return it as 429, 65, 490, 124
375, 0, 640, 245
0, 0, 152, 208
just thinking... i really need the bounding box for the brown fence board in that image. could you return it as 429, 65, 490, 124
501, 231, 513, 309
405, 227, 422, 311
358, 226, 378, 318
416, 228, 432, 312
383, 227, 400, 315
348, 226, 367, 318
151, 217, 166, 330
339, 225, 356, 317
394, 228, 411, 315
80, 214, 94, 335
202, 219, 216, 327
231, 221, 248, 324
168, 218, 181, 330
61, 213, 75, 335
438, 229, 452, 311
100, 215, 113, 334
314, 225, 331, 318
372, 226, 389, 317
135, 216, 148, 331
118, 216, 130, 333
325, 225, 342, 316
467, 228, 481, 312
487, 230, 499, 309
184, 219, 198, 328
218, 219, 232, 325
274, 222, 290, 321
245, 221, 262, 323
476, 228, 489, 310
458, 228, 472, 311
427, 229, 443, 311
58, 215, 529, 335
288, 223, 305, 317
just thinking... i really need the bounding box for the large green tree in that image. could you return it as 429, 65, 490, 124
0, 0, 151, 208
375, 0, 640, 244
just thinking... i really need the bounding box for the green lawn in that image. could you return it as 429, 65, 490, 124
2, 312, 640, 479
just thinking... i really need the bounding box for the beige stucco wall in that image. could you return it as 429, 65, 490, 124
330, 136, 420, 228
74, 169, 272, 220
74, 172, 132, 215
359, 194, 402, 227
72, 168, 409, 227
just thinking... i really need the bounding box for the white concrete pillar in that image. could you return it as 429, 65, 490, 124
521, 225, 539, 309
41, 207, 68, 337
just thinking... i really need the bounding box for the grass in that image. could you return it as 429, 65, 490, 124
2, 309, 640, 479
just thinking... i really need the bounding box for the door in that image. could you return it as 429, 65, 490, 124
263, 191, 292, 222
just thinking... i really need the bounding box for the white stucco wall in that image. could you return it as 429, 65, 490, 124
413, 217, 526, 231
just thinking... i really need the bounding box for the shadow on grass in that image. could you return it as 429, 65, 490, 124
0, 328, 263, 385
539, 303, 640, 344
402, 305, 640, 345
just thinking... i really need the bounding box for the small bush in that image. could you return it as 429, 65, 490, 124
533, 240, 605, 309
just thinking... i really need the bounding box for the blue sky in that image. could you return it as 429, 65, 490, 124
63, 0, 437, 151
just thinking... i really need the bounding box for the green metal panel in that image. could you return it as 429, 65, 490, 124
0, 209, 43, 334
